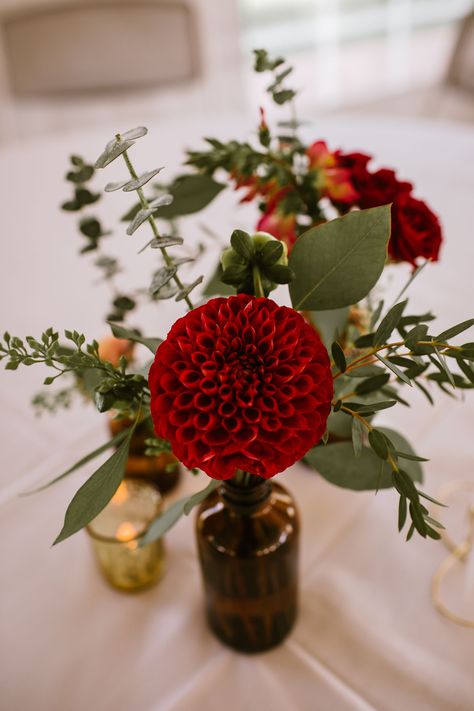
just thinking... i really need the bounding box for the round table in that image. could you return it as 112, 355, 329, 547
0, 113, 473, 711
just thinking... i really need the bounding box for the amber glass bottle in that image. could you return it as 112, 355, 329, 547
108, 414, 181, 494
195, 476, 299, 653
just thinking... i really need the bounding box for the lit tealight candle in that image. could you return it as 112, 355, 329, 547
86, 479, 165, 592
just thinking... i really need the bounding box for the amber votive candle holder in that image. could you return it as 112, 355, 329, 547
86, 478, 165, 592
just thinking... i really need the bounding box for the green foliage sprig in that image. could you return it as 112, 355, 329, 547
253, 48, 297, 108
315, 303, 474, 539
0, 328, 149, 414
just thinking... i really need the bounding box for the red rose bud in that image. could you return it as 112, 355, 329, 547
149, 294, 333, 480
390, 194, 442, 267
258, 106, 271, 148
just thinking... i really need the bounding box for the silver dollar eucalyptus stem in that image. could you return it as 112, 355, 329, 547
120, 143, 194, 311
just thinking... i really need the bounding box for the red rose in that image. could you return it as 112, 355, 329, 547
390, 194, 442, 266
337, 152, 412, 208
149, 295, 333, 480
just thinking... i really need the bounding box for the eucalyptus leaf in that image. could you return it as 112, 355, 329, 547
355, 373, 390, 395
305, 427, 422, 490
176, 276, 204, 301
126, 208, 155, 235
437, 318, 474, 341
148, 194, 174, 209
95, 139, 135, 169
123, 168, 164, 192
21, 429, 128, 495
150, 266, 177, 295
53, 423, 136, 544
141, 479, 218, 544
138, 236, 184, 253
289, 205, 390, 311
346, 365, 385, 378
155, 174, 225, 219
331, 341, 346, 373
308, 308, 349, 349
108, 322, 162, 354
120, 126, 148, 140
375, 354, 412, 386
351, 417, 364, 458
373, 300, 407, 346
369, 429, 389, 460
104, 180, 129, 193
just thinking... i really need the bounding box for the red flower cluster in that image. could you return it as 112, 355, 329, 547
337, 149, 442, 266
149, 294, 333, 480
231, 138, 442, 268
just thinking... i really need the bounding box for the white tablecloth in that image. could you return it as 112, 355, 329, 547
1, 113, 473, 711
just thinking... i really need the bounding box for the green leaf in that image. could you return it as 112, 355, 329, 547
156, 174, 225, 219
260, 240, 283, 266
343, 400, 397, 415
373, 300, 407, 346
369, 429, 389, 460
52, 424, 136, 544
230, 230, 254, 260
346, 365, 385, 379
305, 427, 422, 490
141, 479, 218, 544
288, 205, 390, 311
457, 359, 474, 384
370, 299, 385, 329
437, 318, 474, 341
308, 308, 349, 349
433, 347, 455, 388
354, 373, 390, 395
202, 262, 235, 297
398, 496, 407, 531
331, 341, 346, 373
351, 417, 364, 458
409, 501, 427, 537
95, 138, 135, 169
393, 469, 419, 503
123, 167, 164, 192
22, 429, 129, 495
150, 266, 177, 295
391, 450, 428, 462
405, 324, 429, 350
375, 353, 413, 386
108, 322, 162, 354
126, 207, 155, 235
265, 264, 294, 284
221, 264, 249, 286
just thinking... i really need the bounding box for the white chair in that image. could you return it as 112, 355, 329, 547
2, 0, 199, 96
0, 0, 207, 140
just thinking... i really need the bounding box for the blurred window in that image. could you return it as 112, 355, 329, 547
240, 0, 473, 55
239, 0, 474, 107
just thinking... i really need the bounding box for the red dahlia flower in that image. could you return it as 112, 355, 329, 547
149, 294, 333, 480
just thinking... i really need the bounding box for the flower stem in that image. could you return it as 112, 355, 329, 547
121, 147, 194, 311
252, 265, 265, 298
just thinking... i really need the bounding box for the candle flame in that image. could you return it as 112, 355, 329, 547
111, 482, 129, 505
116, 521, 137, 542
